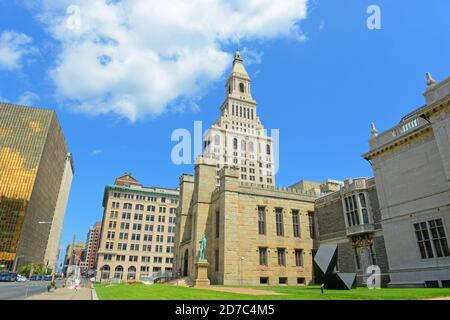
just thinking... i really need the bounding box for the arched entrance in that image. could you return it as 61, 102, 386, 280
100, 265, 110, 280
114, 266, 123, 280
183, 249, 189, 277
127, 266, 136, 280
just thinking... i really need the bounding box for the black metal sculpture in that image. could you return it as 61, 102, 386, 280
313, 244, 356, 290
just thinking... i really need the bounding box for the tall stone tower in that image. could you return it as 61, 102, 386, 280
203, 51, 276, 186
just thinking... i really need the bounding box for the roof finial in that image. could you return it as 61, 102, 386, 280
370, 122, 379, 137
426, 72, 436, 87
234, 50, 242, 62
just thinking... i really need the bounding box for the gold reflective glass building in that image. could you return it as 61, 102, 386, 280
0, 103, 74, 271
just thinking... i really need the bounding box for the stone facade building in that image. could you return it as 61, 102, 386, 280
315, 177, 390, 286
363, 74, 450, 287
0, 103, 73, 272
96, 173, 179, 282
174, 53, 336, 286
175, 160, 319, 285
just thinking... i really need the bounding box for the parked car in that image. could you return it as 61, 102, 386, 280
43, 275, 52, 281
16, 275, 27, 282
0, 272, 17, 282
30, 275, 45, 281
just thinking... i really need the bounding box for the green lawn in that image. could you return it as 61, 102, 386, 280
94, 284, 450, 300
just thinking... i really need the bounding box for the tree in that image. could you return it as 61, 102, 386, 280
19, 263, 51, 276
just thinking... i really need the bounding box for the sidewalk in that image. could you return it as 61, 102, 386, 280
26, 287, 92, 300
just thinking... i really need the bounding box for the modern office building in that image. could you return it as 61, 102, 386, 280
0, 103, 74, 271
363, 74, 450, 287
96, 173, 179, 282
315, 177, 390, 286
85, 221, 102, 274
174, 53, 337, 286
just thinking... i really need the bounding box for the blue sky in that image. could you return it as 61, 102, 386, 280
0, 0, 449, 266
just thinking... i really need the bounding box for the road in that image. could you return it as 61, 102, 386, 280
0, 280, 64, 300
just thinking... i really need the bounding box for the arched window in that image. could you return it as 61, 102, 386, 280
101, 265, 110, 280
233, 138, 238, 150
241, 140, 246, 151
239, 83, 245, 93
127, 266, 136, 280
114, 266, 123, 279
214, 135, 220, 146
266, 144, 271, 155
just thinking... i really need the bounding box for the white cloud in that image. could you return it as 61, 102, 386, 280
91, 149, 103, 156
319, 19, 325, 31
17, 91, 40, 106
27, 0, 309, 121
241, 48, 264, 65
0, 31, 35, 71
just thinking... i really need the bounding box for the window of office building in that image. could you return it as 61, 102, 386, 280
359, 193, 370, 224
292, 210, 300, 238
258, 206, 266, 235
415, 219, 450, 259
259, 247, 268, 266
215, 211, 220, 238
295, 249, 303, 267
354, 247, 361, 270
275, 208, 284, 236
344, 195, 360, 227
277, 248, 286, 266
215, 249, 219, 272
308, 212, 316, 239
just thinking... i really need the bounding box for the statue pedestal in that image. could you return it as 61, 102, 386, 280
193, 260, 210, 287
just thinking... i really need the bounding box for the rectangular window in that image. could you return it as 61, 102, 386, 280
292, 210, 300, 238
275, 208, 284, 236
259, 247, 268, 266
295, 249, 303, 267
260, 277, 269, 284
215, 211, 220, 238
308, 212, 316, 239
354, 247, 361, 270
258, 207, 266, 235
415, 221, 434, 259
277, 248, 286, 267
415, 219, 450, 259
215, 249, 219, 272
359, 193, 370, 224
344, 196, 360, 227
279, 277, 288, 284
428, 219, 450, 258
369, 245, 377, 265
